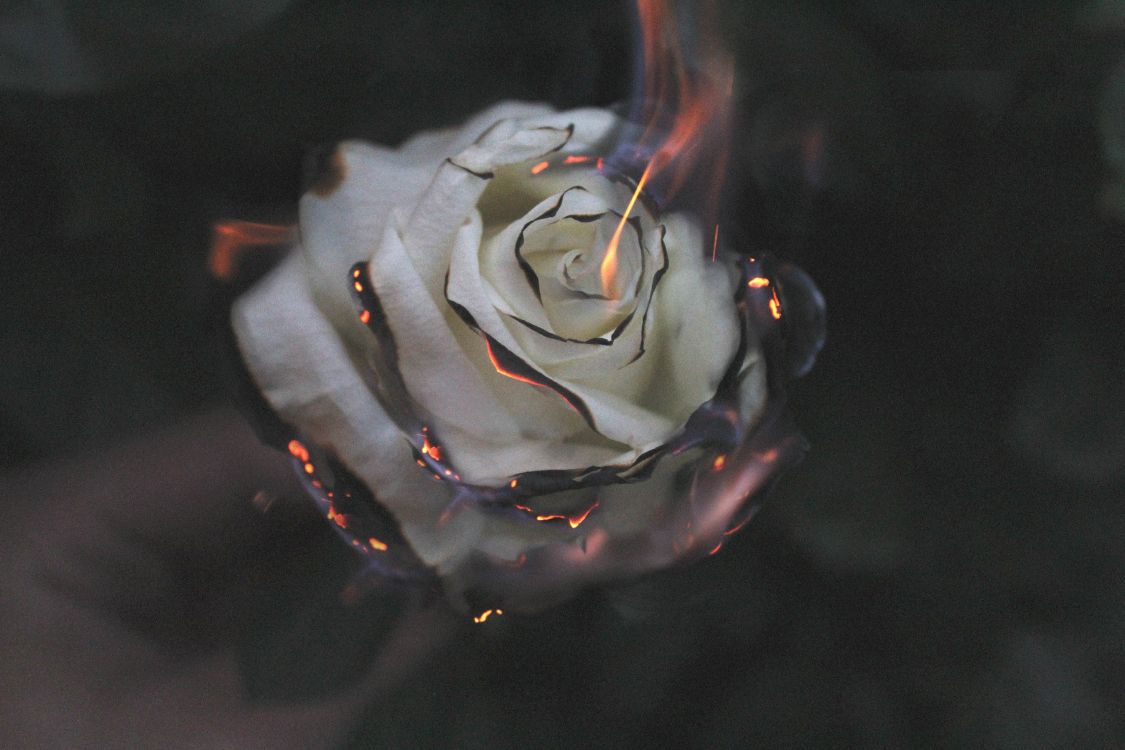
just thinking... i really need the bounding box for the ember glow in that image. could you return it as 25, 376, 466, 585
513, 499, 600, 529
420, 433, 442, 462
473, 608, 503, 624
769, 288, 783, 320
208, 220, 294, 280
600, 159, 655, 297
631, 0, 733, 207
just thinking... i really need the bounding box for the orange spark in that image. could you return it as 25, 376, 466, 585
747, 277, 770, 288
303, 462, 315, 475
712, 454, 726, 471
724, 517, 752, 537
531, 161, 550, 175
711, 224, 720, 261
535, 513, 568, 523
208, 220, 294, 280
769, 289, 782, 320
353, 280, 363, 292
287, 439, 310, 462
327, 507, 348, 529
509, 479, 518, 489
600, 159, 655, 297
473, 609, 502, 624
359, 309, 371, 324
368, 537, 388, 552
708, 541, 723, 556
567, 500, 599, 529
420, 435, 441, 462
515, 504, 534, 513
563, 155, 592, 164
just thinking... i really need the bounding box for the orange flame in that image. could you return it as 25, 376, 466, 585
473, 608, 503, 624
287, 439, 310, 463
368, 537, 388, 552
420, 434, 442, 462
531, 160, 550, 175
769, 289, 782, 320
567, 500, 600, 529
600, 159, 655, 297
327, 506, 348, 529
747, 277, 770, 289
208, 220, 294, 280
634, 0, 733, 205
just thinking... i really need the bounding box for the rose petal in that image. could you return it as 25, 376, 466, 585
231, 254, 485, 570
616, 213, 742, 424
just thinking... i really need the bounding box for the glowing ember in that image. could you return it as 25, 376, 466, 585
708, 541, 723, 556
566, 500, 600, 529
359, 309, 371, 324
509, 479, 518, 489
208, 220, 294, 281
600, 159, 655, 297
353, 280, 364, 292
303, 462, 315, 475
420, 434, 442, 462
711, 224, 720, 261
327, 507, 348, 529
368, 537, 388, 552
522, 500, 599, 528
473, 608, 503, 624
287, 439, 310, 462
484, 339, 554, 397
712, 454, 727, 471
563, 154, 592, 164
769, 288, 783, 320
747, 277, 770, 288
531, 160, 550, 175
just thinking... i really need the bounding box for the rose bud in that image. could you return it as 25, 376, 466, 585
230, 101, 815, 614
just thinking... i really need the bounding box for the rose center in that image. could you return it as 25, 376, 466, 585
521, 213, 645, 341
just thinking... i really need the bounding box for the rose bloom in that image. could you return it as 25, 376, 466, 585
232, 102, 768, 611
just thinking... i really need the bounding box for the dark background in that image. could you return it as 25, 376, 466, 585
2, 1, 1123, 747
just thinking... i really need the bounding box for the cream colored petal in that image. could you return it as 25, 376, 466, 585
299, 140, 434, 336
230, 253, 484, 571
364, 213, 526, 442
589, 213, 741, 429
448, 210, 678, 452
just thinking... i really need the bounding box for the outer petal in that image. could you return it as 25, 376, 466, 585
231, 254, 484, 570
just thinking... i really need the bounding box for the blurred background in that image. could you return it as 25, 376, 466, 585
2, 0, 1123, 746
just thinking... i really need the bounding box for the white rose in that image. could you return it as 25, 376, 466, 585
232, 101, 769, 611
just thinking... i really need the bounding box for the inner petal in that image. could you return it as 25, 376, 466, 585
522, 213, 644, 340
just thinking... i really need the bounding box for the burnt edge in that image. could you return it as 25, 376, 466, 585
445, 157, 494, 180
441, 286, 598, 433
512, 185, 590, 302
626, 224, 670, 366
